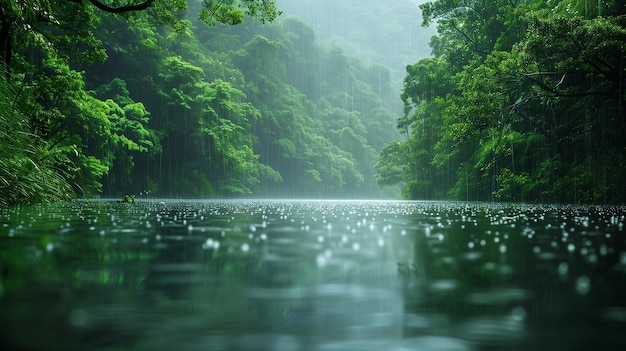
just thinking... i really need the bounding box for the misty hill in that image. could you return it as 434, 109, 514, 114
276, 0, 435, 111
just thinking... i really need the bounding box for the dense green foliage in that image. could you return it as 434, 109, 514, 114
0, 0, 398, 204
377, 0, 626, 204
0, 75, 75, 206
6, 0, 621, 204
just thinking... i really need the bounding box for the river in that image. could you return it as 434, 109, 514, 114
1, 200, 625, 350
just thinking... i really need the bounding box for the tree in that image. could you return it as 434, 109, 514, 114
2, 0, 402, 202
378, 0, 626, 203
0, 74, 74, 205
514, 11, 626, 202
0, 0, 280, 204
0, 0, 280, 71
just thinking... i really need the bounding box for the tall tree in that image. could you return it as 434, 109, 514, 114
0, 0, 280, 204
378, 0, 626, 203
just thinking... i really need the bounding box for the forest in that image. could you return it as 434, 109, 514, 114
376, 0, 626, 204
1, 0, 625, 205
0, 0, 401, 204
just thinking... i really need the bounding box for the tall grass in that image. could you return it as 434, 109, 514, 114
0, 76, 74, 206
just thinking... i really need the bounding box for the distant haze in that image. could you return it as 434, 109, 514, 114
275, 0, 435, 107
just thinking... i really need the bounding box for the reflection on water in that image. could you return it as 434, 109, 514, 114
0, 200, 625, 350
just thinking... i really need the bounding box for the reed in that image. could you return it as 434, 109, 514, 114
0, 76, 74, 206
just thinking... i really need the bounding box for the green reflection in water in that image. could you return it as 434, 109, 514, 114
0, 201, 625, 351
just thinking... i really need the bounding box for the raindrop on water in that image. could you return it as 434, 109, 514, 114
499, 244, 507, 254
316, 253, 327, 267
511, 306, 527, 321
557, 262, 569, 277
575, 275, 591, 295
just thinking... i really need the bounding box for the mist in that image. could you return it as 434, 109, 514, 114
276, 0, 435, 111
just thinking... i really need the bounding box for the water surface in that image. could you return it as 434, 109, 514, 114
1, 200, 625, 350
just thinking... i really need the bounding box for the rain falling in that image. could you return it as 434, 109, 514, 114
2, 1, 626, 350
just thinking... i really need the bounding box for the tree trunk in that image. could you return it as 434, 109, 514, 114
0, 18, 13, 78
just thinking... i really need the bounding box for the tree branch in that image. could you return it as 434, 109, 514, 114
521, 71, 609, 98
67, 0, 157, 14
450, 19, 473, 44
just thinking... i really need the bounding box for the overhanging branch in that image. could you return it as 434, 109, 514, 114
520, 71, 609, 99
67, 0, 157, 14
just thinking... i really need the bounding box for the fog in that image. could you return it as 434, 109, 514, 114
276, 0, 435, 112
